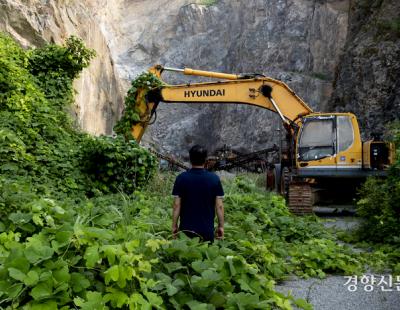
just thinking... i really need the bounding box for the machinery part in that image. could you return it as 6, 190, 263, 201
148, 149, 189, 171
288, 182, 315, 215
209, 146, 278, 172
280, 166, 291, 198
266, 164, 281, 192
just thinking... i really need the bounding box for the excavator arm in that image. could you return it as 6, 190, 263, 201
131, 65, 313, 142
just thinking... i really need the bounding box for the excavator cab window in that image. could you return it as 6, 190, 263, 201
337, 116, 354, 153
298, 117, 335, 161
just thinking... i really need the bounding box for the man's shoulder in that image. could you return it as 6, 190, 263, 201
204, 170, 221, 181
175, 170, 191, 180
177, 170, 220, 180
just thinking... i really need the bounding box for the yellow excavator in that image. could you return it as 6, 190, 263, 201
130, 65, 395, 214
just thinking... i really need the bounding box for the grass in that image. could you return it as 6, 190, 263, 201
199, 0, 218, 7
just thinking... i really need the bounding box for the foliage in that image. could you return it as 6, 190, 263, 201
199, 0, 219, 6
0, 175, 365, 309
27, 36, 95, 112
311, 72, 330, 81
356, 123, 400, 244
113, 73, 164, 140
376, 17, 400, 39
0, 33, 156, 213
81, 136, 157, 195
0, 33, 89, 204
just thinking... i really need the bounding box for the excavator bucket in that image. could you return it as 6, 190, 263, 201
130, 66, 164, 142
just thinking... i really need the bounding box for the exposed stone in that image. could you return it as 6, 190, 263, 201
0, 0, 124, 135
329, 0, 400, 139
96, 0, 349, 156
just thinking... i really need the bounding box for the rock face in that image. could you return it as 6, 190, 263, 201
100, 0, 350, 156
329, 0, 400, 138
0, 0, 124, 135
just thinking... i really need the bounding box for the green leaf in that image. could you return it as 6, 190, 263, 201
165, 262, 185, 273
129, 293, 150, 309
209, 292, 226, 307
74, 291, 107, 310
25, 270, 39, 286
70, 273, 90, 293
145, 239, 161, 252
166, 284, 179, 296
31, 300, 58, 310
201, 269, 221, 282
7, 283, 23, 299
186, 300, 213, 310
53, 266, 70, 283
84, 245, 100, 268
30, 282, 52, 300
8, 256, 30, 274
294, 298, 313, 310
101, 244, 119, 265
144, 291, 163, 306
104, 265, 119, 284
54, 231, 72, 248
24, 242, 54, 263
104, 289, 129, 308
8, 267, 26, 282
8, 212, 32, 224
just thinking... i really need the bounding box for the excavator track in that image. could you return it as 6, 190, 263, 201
288, 182, 315, 215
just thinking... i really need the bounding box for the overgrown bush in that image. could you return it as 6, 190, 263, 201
357, 124, 400, 243
0, 33, 156, 206
81, 136, 157, 195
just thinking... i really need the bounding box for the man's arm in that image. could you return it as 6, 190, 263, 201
172, 197, 181, 238
215, 197, 224, 239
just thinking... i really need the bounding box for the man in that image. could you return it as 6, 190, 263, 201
172, 145, 224, 241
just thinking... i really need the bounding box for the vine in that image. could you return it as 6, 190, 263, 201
114, 72, 163, 140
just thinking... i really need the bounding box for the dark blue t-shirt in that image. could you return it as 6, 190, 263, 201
172, 168, 224, 240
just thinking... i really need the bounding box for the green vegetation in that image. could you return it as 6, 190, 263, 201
337, 124, 400, 274
0, 33, 157, 203
113, 73, 163, 140
198, 0, 219, 7
0, 170, 366, 309
376, 17, 400, 39
310, 72, 330, 81
356, 124, 400, 244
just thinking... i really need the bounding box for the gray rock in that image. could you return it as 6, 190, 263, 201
329, 0, 400, 139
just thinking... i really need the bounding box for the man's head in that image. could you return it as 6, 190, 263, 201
189, 145, 207, 166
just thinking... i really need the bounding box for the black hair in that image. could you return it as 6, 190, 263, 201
189, 145, 207, 165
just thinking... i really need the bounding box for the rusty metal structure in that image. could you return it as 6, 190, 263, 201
206, 145, 279, 173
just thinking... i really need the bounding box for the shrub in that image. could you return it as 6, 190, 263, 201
357, 124, 400, 243
81, 136, 157, 195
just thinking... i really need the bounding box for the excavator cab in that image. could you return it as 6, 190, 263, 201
295, 113, 363, 174
297, 116, 337, 162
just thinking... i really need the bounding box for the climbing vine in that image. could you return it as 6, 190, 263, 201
114, 72, 163, 140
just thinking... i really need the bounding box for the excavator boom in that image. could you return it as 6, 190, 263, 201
132, 65, 313, 142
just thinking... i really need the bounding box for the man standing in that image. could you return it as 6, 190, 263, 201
172, 145, 224, 241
